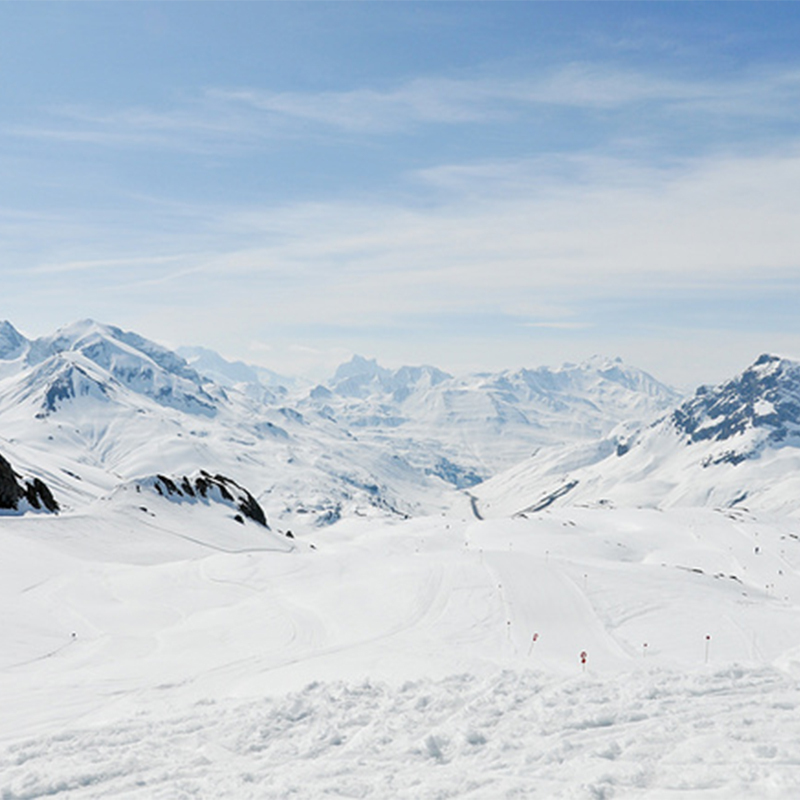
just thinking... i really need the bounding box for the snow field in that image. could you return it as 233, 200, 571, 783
3, 668, 800, 799
4, 503, 800, 796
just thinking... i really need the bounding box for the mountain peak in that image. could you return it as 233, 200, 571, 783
672, 354, 800, 444
578, 354, 624, 371
0, 320, 28, 360
333, 355, 389, 383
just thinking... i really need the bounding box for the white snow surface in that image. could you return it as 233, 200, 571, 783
4, 503, 800, 797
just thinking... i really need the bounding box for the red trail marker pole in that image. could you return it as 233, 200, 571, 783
527, 632, 539, 656
705, 634, 711, 664
580, 650, 587, 672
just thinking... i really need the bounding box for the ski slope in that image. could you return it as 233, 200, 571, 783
4, 502, 800, 797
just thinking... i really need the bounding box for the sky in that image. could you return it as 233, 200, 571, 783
2, 2, 800, 388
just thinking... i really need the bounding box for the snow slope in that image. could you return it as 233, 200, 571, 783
3, 504, 800, 796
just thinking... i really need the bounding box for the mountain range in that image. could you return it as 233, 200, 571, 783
0, 318, 680, 530
474, 353, 800, 518
6, 318, 800, 528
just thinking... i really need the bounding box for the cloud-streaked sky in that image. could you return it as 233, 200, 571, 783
3, 2, 800, 387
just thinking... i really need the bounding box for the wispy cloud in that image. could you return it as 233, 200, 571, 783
8, 64, 800, 151
30, 253, 187, 276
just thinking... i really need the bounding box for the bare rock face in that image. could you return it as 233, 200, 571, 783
0, 455, 19, 509
0, 453, 59, 513
147, 470, 267, 527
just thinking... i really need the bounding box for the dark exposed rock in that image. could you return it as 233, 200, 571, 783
25, 478, 60, 512
0, 453, 59, 513
0, 455, 19, 509
156, 475, 180, 495
671, 355, 800, 445
150, 470, 268, 527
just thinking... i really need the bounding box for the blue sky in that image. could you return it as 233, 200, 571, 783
3, 2, 800, 386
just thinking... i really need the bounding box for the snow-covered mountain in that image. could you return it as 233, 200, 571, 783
475, 353, 800, 518
0, 319, 219, 417
0, 321, 465, 528
298, 353, 680, 481
177, 345, 301, 392
0, 319, 683, 529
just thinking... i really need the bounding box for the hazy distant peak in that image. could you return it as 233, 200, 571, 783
178, 345, 262, 386
0, 320, 28, 360
333, 355, 390, 383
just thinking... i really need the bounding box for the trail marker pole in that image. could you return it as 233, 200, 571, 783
583, 573, 588, 591
705, 634, 711, 664
527, 632, 539, 656
580, 650, 587, 672
507, 620, 512, 640
642, 642, 648, 658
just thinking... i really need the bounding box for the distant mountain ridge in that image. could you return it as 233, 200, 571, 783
0, 318, 682, 525
0, 320, 219, 419
474, 353, 800, 518
300, 352, 680, 477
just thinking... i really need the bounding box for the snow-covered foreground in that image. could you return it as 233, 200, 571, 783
5, 667, 800, 799
4, 502, 800, 797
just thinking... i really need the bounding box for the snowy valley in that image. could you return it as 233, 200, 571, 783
3, 320, 800, 798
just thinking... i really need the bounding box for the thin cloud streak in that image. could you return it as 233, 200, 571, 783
31, 254, 187, 276
7, 64, 800, 150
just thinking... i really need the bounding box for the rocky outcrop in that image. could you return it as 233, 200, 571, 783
0, 453, 59, 513
671, 354, 800, 445
146, 470, 268, 527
